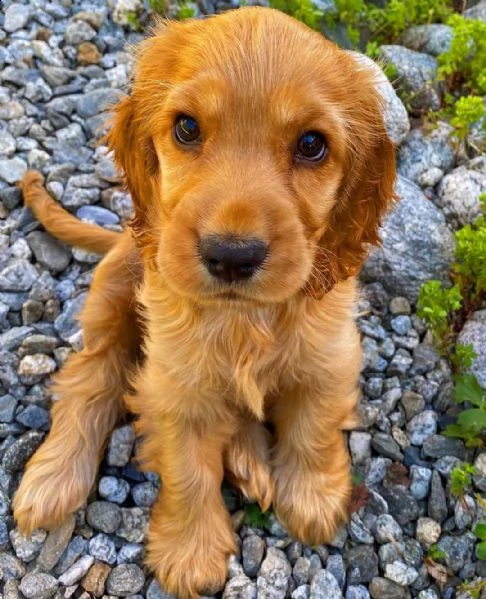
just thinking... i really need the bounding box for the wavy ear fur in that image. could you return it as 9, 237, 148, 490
305, 57, 397, 299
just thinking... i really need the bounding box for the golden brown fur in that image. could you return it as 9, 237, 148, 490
13, 7, 396, 597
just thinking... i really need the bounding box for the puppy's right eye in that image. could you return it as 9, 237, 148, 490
174, 115, 201, 145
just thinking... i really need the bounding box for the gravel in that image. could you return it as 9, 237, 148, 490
0, 1, 484, 598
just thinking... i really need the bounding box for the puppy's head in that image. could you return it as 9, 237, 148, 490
108, 7, 396, 304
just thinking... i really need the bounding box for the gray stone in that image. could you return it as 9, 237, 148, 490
0, 157, 27, 184
416, 517, 441, 546
346, 545, 379, 585
98, 475, 130, 504
0, 395, 17, 423
400, 24, 453, 56
309, 569, 341, 599
346, 586, 371, 599
53, 535, 87, 576
0, 327, 33, 351
77, 88, 124, 118
54, 292, 87, 342
349, 513, 374, 544
0, 552, 26, 579
369, 577, 407, 599
454, 494, 475, 530
117, 542, 144, 566
407, 411, 437, 446
88, 533, 117, 565
428, 470, 448, 523
19, 573, 58, 599
372, 514, 402, 544
347, 52, 410, 145
26, 231, 71, 272
65, 20, 97, 45
15, 405, 50, 430
9, 529, 46, 562
292, 557, 310, 586
0, 131, 16, 157
58, 554, 94, 586
390, 315, 411, 336
4, 3, 31, 32
37, 515, 76, 571
464, 0, 486, 20
86, 501, 122, 534
107, 424, 135, 466
437, 156, 486, 229
2, 431, 44, 472
325, 554, 345, 589
106, 564, 145, 596
223, 574, 257, 599
380, 486, 419, 526
77, 205, 119, 226
384, 560, 418, 586
409, 465, 432, 500
371, 433, 403, 461
458, 310, 486, 389
422, 435, 466, 460
291, 585, 310, 599
256, 547, 292, 598
379, 46, 440, 113
18, 353, 57, 381
362, 176, 454, 302
116, 507, 149, 543
397, 122, 455, 186
437, 534, 475, 573
131, 481, 158, 507
242, 535, 265, 578
0, 260, 38, 292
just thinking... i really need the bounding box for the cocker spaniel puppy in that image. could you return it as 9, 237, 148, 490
13, 6, 396, 597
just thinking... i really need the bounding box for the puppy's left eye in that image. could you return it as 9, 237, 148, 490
295, 131, 327, 163
174, 115, 201, 145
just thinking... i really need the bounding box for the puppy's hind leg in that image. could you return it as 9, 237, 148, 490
14, 233, 141, 535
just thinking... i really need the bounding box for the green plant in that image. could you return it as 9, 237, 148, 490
449, 96, 486, 141
438, 15, 486, 95
177, 2, 197, 19
427, 543, 447, 561
243, 503, 271, 529
444, 374, 486, 447
148, 0, 167, 13
475, 523, 486, 560
126, 10, 142, 31
269, 0, 324, 30
450, 463, 477, 496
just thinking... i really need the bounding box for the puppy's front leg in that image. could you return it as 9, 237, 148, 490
271, 357, 360, 546
129, 372, 237, 598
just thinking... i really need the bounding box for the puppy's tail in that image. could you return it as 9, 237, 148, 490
19, 170, 121, 255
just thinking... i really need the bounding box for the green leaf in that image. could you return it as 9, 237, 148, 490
453, 373, 485, 407
457, 408, 486, 432
475, 523, 486, 540
443, 424, 469, 439
477, 540, 486, 560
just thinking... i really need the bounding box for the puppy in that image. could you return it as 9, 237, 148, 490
13, 7, 396, 597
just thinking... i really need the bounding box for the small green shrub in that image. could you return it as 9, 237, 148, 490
244, 503, 271, 529
177, 2, 197, 19
438, 15, 486, 95
427, 543, 447, 561
148, 0, 167, 13
449, 96, 486, 142
475, 523, 486, 560
450, 463, 477, 496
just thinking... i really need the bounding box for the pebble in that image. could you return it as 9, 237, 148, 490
406, 410, 437, 446
4, 4, 31, 32
105, 563, 145, 596
257, 547, 292, 598
88, 533, 117, 565
242, 534, 265, 578
37, 515, 76, 571
369, 577, 407, 599
117, 542, 144, 566
9, 528, 46, 562
346, 545, 379, 585
223, 574, 257, 599
385, 560, 418, 586
116, 506, 149, 543
81, 561, 112, 596
107, 424, 135, 467
58, 554, 95, 586
86, 501, 122, 534
409, 465, 432, 500
416, 517, 441, 546
98, 475, 130, 503
131, 481, 158, 507
309, 570, 342, 599
19, 572, 58, 599
26, 231, 71, 272
372, 514, 402, 544
428, 470, 448, 523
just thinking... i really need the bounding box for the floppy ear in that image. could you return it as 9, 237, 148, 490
105, 96, 159, 241
305, 55, 397, 299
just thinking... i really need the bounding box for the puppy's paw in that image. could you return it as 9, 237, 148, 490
273, 465, 351, 546
13, 453, 94, 536
147, 501, 236, 598
224, 424, 273, 511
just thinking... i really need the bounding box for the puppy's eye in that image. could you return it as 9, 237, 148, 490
295, 131, 327, 163
174, 115, 201, 145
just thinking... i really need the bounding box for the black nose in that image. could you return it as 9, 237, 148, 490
199, 236, 268, 282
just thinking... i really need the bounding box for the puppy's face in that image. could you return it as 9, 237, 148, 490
109, 8, 396, 304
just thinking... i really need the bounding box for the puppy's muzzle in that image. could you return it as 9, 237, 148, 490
199, 235, 268, 283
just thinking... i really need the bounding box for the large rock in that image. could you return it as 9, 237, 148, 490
400, 24, 453, 57
436, 156, 486, 229
379, 46, 440, 114
361, 176, 455, 302
397, 122, 455, 187
348, 52, 410, 145
464, 0, 486, 21
458, 310, 486, 389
